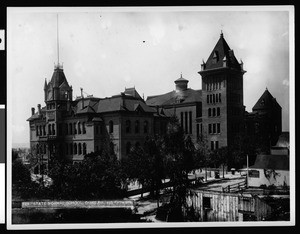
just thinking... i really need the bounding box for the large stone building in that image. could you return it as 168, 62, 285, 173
27, 33, 283, 172
148, 32, 246, 150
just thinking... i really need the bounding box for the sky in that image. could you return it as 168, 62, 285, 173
7, 7, 293, 147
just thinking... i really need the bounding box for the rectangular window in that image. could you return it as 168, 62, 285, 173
213, 123, 216, 134
208, 124, 212, 134
211, 141, 214, 150
216, 141, 219, 149
207, 95, 209, 104
189, 111, 192, 134
196, 124, 199, 138
217, 123, 220, 133
201, 123, 203, 134
249, 170, 260, 178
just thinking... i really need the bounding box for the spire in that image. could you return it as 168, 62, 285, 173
55, 14, 63, 70
44, 78, 47, 90
201, 33, 241, 71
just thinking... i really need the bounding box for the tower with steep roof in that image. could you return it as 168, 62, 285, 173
198, 32, 246, 150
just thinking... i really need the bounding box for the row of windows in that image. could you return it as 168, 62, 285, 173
66, 143, 87, 155
208, 123, 221, 134
36, 125, 47, 136
36, 122, 87, 136
208, 107, 220, 117
206, 81, 222, 91
125, 120, 149, 134
60, 122, 87, 135
47, 103, 56, 110
211, 140, 219, 150
206, 93, 222, 104
180, 111, 193, 134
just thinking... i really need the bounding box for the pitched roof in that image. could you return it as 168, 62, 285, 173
203, 33, 242, 71
146, 89, 202, 106
250, 154, 289, 170
27, 106, 47, 121
96, 95, 156, 113
49, 67, 69, 88
274, 132, 289, 148
124, 87, 143, 100
252, 89, 282, 111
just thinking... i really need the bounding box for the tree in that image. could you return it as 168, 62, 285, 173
194, 135, 211, 181
161, 116, 196, 221
48, 150, 126, 200
211, 147, 228, 178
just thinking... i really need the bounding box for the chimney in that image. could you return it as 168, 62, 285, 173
37, 104, 41, 115
80, 88, 84, 109
31, 107, 35, 116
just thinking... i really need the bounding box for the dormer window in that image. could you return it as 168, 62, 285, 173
212, 51, 219, 64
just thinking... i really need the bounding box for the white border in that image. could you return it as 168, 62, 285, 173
6, 5, 295, 230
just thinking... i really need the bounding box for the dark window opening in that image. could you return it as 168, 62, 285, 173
203, 197, 212, 209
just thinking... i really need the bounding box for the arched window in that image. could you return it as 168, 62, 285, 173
83, 143, 87, 155
74, 143, 77, 154
208, 108, 211, 117
217, 107, 220, 116
135, 120, 140, 134
69, 123, 73, 134
78, 122, 81, 134
213, 108, 216, 117
109, 121, 114, 133
52, 124, 55, 135
82, 122, 86, 134
70, 143, 73, 154
43, 125, 46, 135
126, 142, 131, 154
78, 143, 82, 155
73, 123, 77, 134
65, 123, 68, 135
125, 120, 131, 133
219, 93, 221, 103
144, 121, 149, 134
213, 94, 215, 103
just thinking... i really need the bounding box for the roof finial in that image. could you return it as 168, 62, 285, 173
266, 87, 268, 90
220, 30, 223, 38
180, 72, 183, 78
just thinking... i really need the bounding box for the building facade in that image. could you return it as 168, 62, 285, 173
27, 64, 168, 172
27, 33, 283, 171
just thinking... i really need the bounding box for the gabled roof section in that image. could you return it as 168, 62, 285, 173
96, 94, 155, 114
250, 154, 289, 170
203, 33, 242, 71
146, 89, 202, 106
252, 88, 282, 111
124, 87, 143, 100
